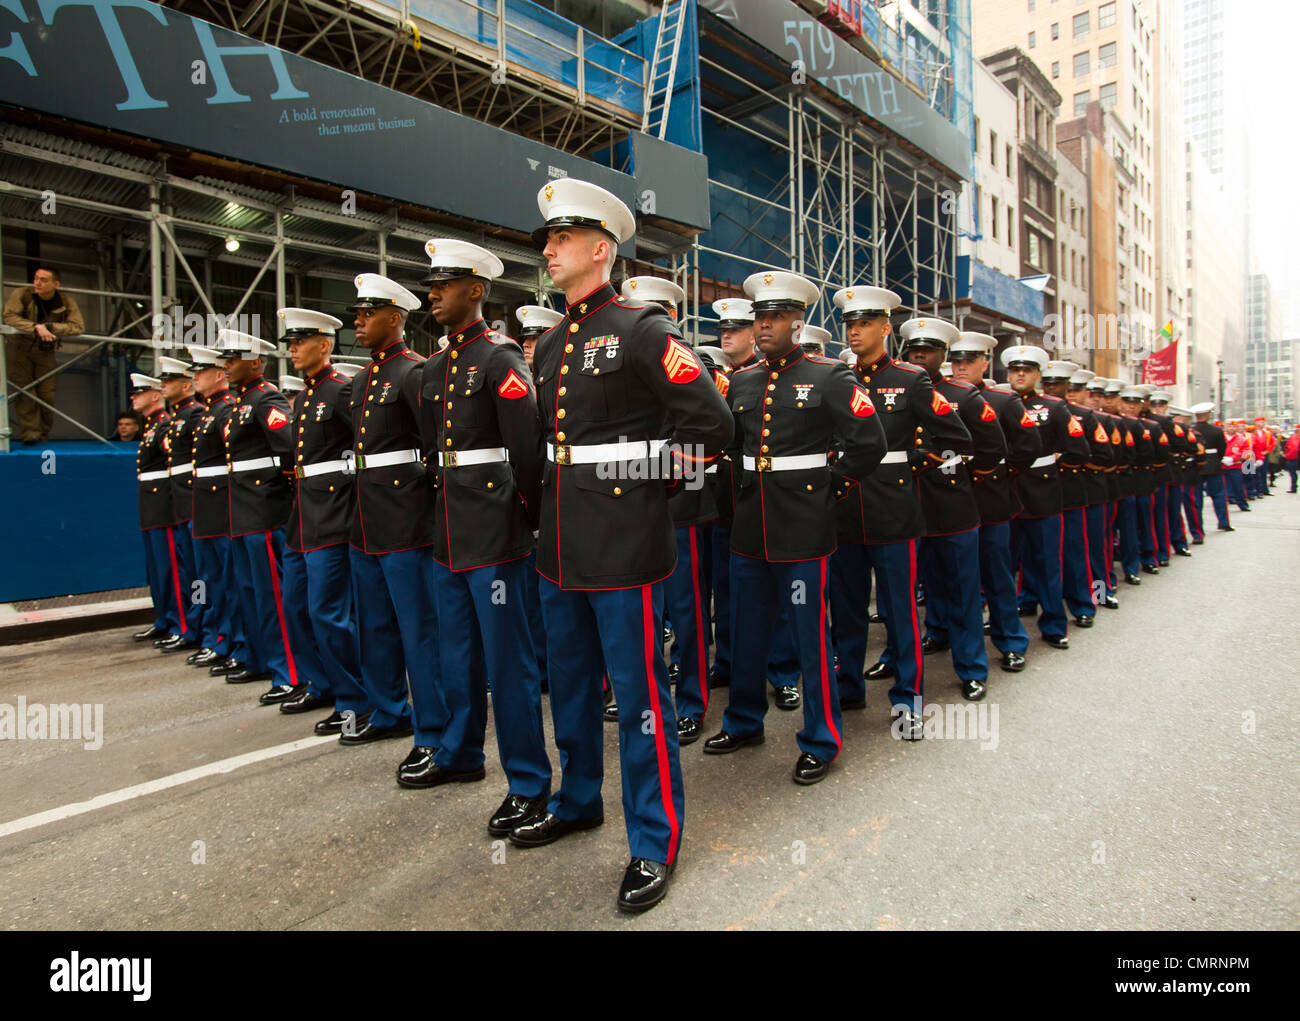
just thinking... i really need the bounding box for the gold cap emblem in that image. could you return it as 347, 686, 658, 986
917, 320, 926, 327
846, 290, 854, 299
629, 280, 637, 289
425, 240, 436, 256
720, 302, 728, 310
544, 184, 554, 201
763, 273, 773, 286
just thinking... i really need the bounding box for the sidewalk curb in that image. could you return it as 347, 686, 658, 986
0, 598, 154, 646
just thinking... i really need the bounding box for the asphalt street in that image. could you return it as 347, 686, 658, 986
1, 493, 1297, 930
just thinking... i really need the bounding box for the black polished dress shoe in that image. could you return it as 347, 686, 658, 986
1124, 574, 1142, 586
677, 716, 703, 745
667, 663, 680, 684
338, 717, 412, 745
1018, 606, 1038, 618
1102, 595, 1120, 610
661, 626, 673, 645
508, 811, 603, 848
869, 612, 885, 624
226, 667, 273, 684
279, 688, 333, 714
617, 858, 673, 913
1073, 615, 1095, 628
1217, 525, 1234, 531
1175, 547, 1192, 557
792, 752, 830, 785
708, 669, 730, 689
1041, 634, 1069, 649
1141, 564, 1160, 575
773, 686, 800, 710
488, 792, 550, 837
132, 624, 166, 642
702, 730, 765, 754
839, 696, 867, 710
1157, 559, 1170, 567
153, 633, 181, 649
313, 711, 350, 736
397, 748, 483, 789
185, 647, 214, 665
159, 634, 198, 653
920, 636, 950, 655
192, 648, 222, 667
961, 677, 987, 701
983, 619, 991, 634
1192, 536, 1204, 545
1238, 504, 1251, 511
864, 660, 894, 681
893, 708, 923, 741
603, 702, 619, 722
209, 657, 241, 676
1000, 651, 1025, 673
258, 684, 300, 705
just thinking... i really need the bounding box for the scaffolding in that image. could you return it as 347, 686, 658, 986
662, 6, 964, 348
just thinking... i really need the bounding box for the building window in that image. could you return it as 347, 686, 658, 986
1007, 143, 1014, 177
1052, 60, 1060, 79
991, 196, 999, 239
1100, 82, 1118, 110
990, 129, 998, 166
1027, 231, 1042, 269
974, 116, 980, 155
1029, 30, 1036, 47
1029, 0, 1035, 10
1099, 2, 1117, 28
1073, 11, 1090, 37
1074, 51, 1090, 76
1099, 42, 1117, 68
1051, 22, 1060, 40
1007, 205, 1015, 244
1074, 90, 1091, 116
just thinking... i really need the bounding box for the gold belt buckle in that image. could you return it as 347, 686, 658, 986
294, 466, 306, 479
444, 451, 458, 468
556, 445, 572, 466
756, 456, 772, 472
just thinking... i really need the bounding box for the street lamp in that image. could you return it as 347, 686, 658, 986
1217, 358, 1225, 414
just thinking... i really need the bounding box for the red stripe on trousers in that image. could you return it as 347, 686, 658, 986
642, 585, 680, 864
906, 540, 922, 700
817, 558, 841, 756
688, 527, 708, 715
1080, 509, 1094, 606
166, 527, 187, 633
265, 533, 298, 687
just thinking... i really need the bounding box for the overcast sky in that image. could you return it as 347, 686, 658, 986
1234, 0, 1298, 327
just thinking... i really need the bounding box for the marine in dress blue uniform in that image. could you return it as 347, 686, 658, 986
1147, 391, 1195, 558
272, 308, 370, 732
341, 273, 447, 768
829, 286, 970, 739
1191, 403, 1232, 531
216, 329, 297, 694
1084, 376, 1124, 608
128, 374, 179, 643
900, 317, 996, 702
1002, 345, 1091, 648
1121, 385, 1162, 573
182, 346, 247, 673
516, 303, 564, 690
947, 333, 1042, 672
409, 239, 553, 837
156, 356, 206, 654
509, 178, 732, 913
705, 270, 886, 773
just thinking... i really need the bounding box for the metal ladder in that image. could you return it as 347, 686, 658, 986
642, 0, 688, 139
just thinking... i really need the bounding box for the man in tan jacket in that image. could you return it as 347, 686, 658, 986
4, 266, 84, 443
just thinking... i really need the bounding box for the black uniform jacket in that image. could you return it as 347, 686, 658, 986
286, 364, 356, 552
166, 396, 203, 526
225, 376, 293, 537
729, 344, 886, 562
1014, 392, 1091, 518
919, 377, 1002, 535
708, 353, 758, 528
532, 283, 733, 589
836, 354, 970, 544
136, 408, 174, 531
1120, 414, 1158, 496
349, 338, 436, 554
1064, 400, 1114, 508
1194, 421, 1226, 476
972, 382, 1041, 524
419, 320, 544, 571
191, 389, 238, 539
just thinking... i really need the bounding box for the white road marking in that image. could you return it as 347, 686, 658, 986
0, 734, 337, 840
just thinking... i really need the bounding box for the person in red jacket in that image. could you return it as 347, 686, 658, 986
1223, 422, 1252, 511
1284, 428, 1300, 493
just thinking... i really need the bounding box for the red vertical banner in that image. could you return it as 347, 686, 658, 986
1142, 339, 1179, 386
